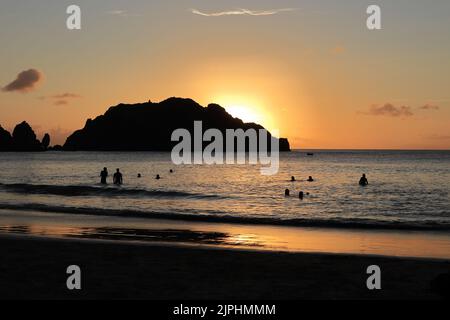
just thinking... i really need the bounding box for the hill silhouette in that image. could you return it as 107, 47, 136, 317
64, 98, 291, 152
0, 126, 13, 151
0, 122, 49, 151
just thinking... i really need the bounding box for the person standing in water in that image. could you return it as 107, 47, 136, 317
113, 168, 123, 185
100, 167, 108, 184
359, 174, 369, 186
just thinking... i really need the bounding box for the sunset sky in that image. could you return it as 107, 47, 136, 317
1, 0, 449, 149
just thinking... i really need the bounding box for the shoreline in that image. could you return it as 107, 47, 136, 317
1, 234, 449, 299
1, 209, 450, 260
1, 204, 449, 232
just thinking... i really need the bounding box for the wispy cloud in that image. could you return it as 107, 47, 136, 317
361, 102, 442, 117
2, 69, 43, 93
361, 103, 414, 118
190, 8, 296, 17
419, 104, 440, 111
105, 10, 141, 17
426, 134, 450, 141
39, 92, 81, 106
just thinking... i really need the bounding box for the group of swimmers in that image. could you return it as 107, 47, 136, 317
99, 167, 369, 199
100, 168, 122, 185
291, 176, 314, 182
285, 174, 369, 199
285, 175, 315, 200
99, 167, 174, 185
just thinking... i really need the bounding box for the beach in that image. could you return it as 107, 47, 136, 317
0, 150, 449, 300
0, 234, 449, 300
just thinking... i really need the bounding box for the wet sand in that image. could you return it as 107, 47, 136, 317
0, 234, 449, 300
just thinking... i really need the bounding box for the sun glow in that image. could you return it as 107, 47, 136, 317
211, 95, 277, 132
226, 105, 263, 124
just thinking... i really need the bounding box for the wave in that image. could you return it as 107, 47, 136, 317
0, 202, 449, 231
0, 183, 222, 199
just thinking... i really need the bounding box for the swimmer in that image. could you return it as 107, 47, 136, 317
307, 176, 314, 182
291, 176, 296, 182
100, 167, 108, 184
156, 174, 161, 180
359, 174, 369, 186
299, 191, 304, 200
113, 168, 123, 185
285, 189, 290, 197
137, 173, 142, 178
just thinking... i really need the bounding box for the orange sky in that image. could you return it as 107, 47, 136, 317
0, 0, 449, 149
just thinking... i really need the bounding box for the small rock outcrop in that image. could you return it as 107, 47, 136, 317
0, 122, 49, 151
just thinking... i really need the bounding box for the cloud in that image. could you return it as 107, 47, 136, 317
107, 10, 126, 15
2, 69, 43, 93
419, 104, 440, 110
190, 8, 296, 17
363, 103, 414, 117
39, 92, 81, 106
53, 100, 68, 106
426, 134, 450, 140
105, 10, 141, 17
51, 93, 81, 99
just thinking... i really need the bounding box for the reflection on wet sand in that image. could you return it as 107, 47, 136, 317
0, 224, 266, 248
1, 210, 450, 259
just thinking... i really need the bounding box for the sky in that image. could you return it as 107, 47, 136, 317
0, 0, 449, 149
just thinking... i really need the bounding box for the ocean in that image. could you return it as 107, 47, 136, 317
0, 150, 449, 258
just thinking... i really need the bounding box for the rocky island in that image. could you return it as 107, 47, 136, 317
64, 98, 291, 152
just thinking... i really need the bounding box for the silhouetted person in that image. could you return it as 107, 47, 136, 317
299, 191, 304, 200
359, 174, 369, 186
156, 174, 161, 180
100, 167, 108, 184
285, 189, 290, 197
291, 176, 296, 182
169, 169, 174, 173
137, 173, 142, 178
307, 176, 314, 182
113, 169, 123, 185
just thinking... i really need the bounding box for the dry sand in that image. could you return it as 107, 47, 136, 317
0, 235, 449, 300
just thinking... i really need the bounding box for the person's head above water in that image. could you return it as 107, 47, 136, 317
299, 191, 304, 199
156, 174, 161, 179
137, 173, 141, 178
285, 189, 290, 196
359, 174, 368, 186
170, 169, 173, 173
291, 176, 296, 181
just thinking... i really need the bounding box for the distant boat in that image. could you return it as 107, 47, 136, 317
307, 153, 314, 156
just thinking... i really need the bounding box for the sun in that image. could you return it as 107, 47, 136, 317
226, 105, 263, 124
212, 95, 276, 130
